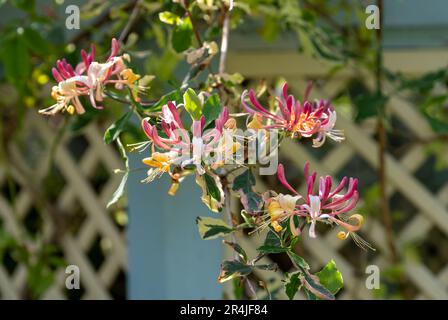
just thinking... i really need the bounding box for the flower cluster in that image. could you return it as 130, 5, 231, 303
39, 38, 141, 116
140, 101, 235, 182
39, 22, 372, 298
259, 162, 364, 243
242, 82, 344, 147
41, 47, 362, 240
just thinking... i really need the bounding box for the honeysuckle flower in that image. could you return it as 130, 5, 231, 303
241, 82, 344, 147
276, 162, 360, 239
311, 109, 344, 148
211, 115, 244, 169
141, 101, 190, 151
41, 78, 88, 115
141, 103, 231, 178
303, 195, 330, 238
40, 38, 141, 115
266, 193, 301, 232
141, 151, 177, 183
182, 107, 229, 174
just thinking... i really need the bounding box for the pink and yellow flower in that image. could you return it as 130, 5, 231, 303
141, 102, 231, 178
275, 162, 360, 238
256, 162, 361, 240
40, 38, 141, 115
241, 82, 344, 147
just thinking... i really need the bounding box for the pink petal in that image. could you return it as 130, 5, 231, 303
277, 164, 300, 195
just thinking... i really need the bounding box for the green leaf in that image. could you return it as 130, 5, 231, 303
103, 110, 133, 144
23, 27, 50, 55
204, 173, 221, 202
218, 260, 253, 283
232, 168, 256, 190
287, 250, 310, 270
107, 172, 128, 209
196, 216, 233, 240
223, 240, 248, 262
232, 278, 244, 300
195, 172, 224, 212
400, 69, 446, 93
263, 229, 282, 246
107, 138, 129, 208
151, 89, 182, 111
285, 272, 302, 300
302, 270, 335, 300
232, 169, 262, 214
0, 34, 31, 90
257, 245, 288, 254
172, 17, 193, 53
353, 93, 388, 122
158, 11, 181, 25
315, 260, 343, 295
203, 93, 221, 127
257, 230, 286, 253
183, 88, 203, 120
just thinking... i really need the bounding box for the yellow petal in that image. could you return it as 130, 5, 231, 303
247, 114, 264, 130
120, 68, 141, 85
268, 201, 283, 219
142, 157, 160, 168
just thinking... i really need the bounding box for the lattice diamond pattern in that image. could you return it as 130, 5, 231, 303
0, 113, 127, 299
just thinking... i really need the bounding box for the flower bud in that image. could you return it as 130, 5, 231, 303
337, 231, 348, 240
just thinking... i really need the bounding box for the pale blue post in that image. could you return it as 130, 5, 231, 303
127, 152, 222, 299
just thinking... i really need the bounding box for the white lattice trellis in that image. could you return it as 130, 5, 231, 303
0, 113, 127, 299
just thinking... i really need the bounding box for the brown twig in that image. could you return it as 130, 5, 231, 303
118, 0, 144, 44
183, 1, 203, 46
219, 3, 231, 74
375, 0, 398, 263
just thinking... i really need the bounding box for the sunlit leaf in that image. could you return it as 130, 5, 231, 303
107, 138, 129, 208
183, 88, 203, 120
172, 17, 193, 52
316, 260, 343, 295
196, 216, 233, 240
158, 11, 181, 25
203, 93, 221, 127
